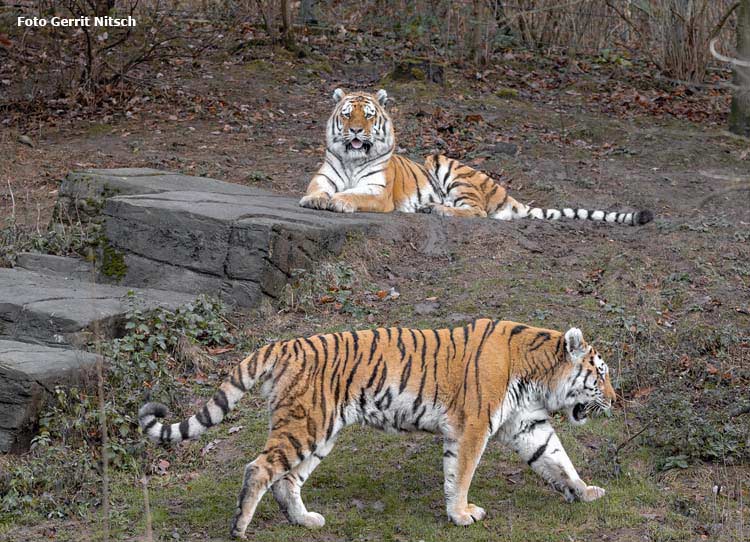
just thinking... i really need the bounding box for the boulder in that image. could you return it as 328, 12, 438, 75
102, 189, 380, 305
0, 340, 100, 452
15, 252, 95, 281
0, 268, 196, 347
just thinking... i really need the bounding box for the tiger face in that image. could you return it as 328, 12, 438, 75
557, 328, 617, 426
327, 88, 394, 159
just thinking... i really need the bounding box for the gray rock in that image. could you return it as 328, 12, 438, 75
102, 190, 381, 305
63, 168, 271, 198
119, 253, 263, 308
0, 268, 196, 346
15, 252, 95, 281
54, 168, 272, 222
0, 340, 100, 452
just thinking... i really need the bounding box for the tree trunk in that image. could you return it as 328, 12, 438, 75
280, 0, 296, 52
730, 0, 750, 136
300, 0, 316, 24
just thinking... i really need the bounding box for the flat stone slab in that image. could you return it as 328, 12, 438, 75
63, 168, 272, 199
103, 189, 382, 306
55, 168, 273, 221
15, 252, 95, 281
0, 340, 100, 452
0, 268, 197, 346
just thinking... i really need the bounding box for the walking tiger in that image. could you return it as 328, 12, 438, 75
140, 320, 615, 538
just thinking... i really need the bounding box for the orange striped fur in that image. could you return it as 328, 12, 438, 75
300, 89, 652, 226
140, 320, 615, 538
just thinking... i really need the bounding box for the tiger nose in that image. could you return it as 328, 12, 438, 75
350, 127, 364, 135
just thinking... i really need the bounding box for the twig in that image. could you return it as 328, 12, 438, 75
605, 0, 664, 73
556, 80, 570, 181
96, 336, 110, 541
141, 476, 154, 542
615, 422, 651, 455
6, 178, 15, 221
710, 2, 741, 40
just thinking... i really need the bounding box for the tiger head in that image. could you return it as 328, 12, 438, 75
327, 88, 394, 160
553, 328, 617, 425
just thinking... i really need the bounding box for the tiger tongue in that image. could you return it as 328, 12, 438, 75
350, 139, 364, 149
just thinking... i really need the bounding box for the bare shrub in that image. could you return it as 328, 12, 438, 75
0, 0, 218, 111
503, 0, 624, 52
608, 0, 741, 82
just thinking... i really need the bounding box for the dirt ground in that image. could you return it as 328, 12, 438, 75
2, 30, 749, 542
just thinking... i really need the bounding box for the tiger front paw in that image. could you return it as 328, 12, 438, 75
581, 485, 606, 502
297, 511, 326, 528
449, 504, 486, 526
299, 193, 331, 210
328, 194, 356, 213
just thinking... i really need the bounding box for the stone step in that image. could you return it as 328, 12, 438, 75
102, 187, 382, 306
15, 252, 95, 282
0, 268, 197, 347
0, 340, 101, 452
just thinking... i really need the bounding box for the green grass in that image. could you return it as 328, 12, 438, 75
58, 411, 694, 542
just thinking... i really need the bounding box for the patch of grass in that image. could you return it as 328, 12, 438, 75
0, 296, 234, 523
85, 123, 113, 137
86, 413, 700, 542
495, 87, 520, 99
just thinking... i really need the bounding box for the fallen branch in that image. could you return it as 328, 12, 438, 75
710, 38, 750, 68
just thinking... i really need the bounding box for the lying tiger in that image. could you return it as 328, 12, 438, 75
300, 88, 653, 226
140, 321, 616, 538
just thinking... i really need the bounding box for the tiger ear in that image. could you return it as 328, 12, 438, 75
376, 89, 388, 106
332, 88, 346, 103
564, 328, 587, 360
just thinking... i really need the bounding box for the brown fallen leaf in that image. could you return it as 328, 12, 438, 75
633, 386, 654, 399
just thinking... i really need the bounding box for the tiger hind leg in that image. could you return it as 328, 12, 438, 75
271, 438, 337, 528
443, 432, 490, 526
419, 202, 487, 218
230, 436, 314, 539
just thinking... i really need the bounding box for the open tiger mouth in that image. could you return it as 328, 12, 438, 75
346, 138, 371, 152
572, 402, 588, 422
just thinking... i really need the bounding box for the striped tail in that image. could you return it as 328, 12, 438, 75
494, 196, 653, 226
138, 346, 271, 444
527, 206, 653, 226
